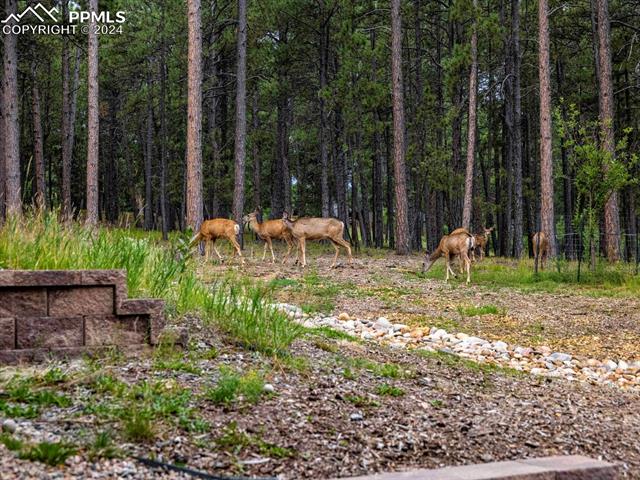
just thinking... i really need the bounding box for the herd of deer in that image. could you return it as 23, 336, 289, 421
189, 212, 550, 283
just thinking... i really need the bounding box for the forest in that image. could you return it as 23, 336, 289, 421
1, 0, 639, 262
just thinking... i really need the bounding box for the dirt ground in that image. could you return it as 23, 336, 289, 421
203, 244, 640, 361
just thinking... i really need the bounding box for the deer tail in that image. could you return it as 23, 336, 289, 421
234, 224, 240, 236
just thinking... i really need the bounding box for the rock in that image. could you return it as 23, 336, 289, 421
410, 329, 425, 339
338, 312, 350, 321
2, 419, 17, 433
618, 360, 629, 371
361, 332, 374, 340
514, 346, 532, 357
392, 323, 409, 332
374, 317, 392, 331
430, 329, 448, 340
350, 412, 364, 422
530, 368, 546, 376
343, 320, 356, 331
493, 341, 508, 352
158, 326, 189, 348
604, 360, 618, 372
547, 352, 572, 363
455, 332, 469, 340
263, 384, 275, 393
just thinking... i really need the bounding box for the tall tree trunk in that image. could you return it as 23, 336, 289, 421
462, 0, 478, 230
159, 5, 169, 239
3, 0, 20, 217
391, 0, 410, 254
144, 75, 154, 230
512, 0, 523, 257
61, 0, 72, 218
371, 30, 384, 248
538, 0, 556, 256
232, 0, 248, 245
0, 66, 5, 222
86, 0, 99, 226
68, 46, 81, 183
186, 0, 203, 231
252, 94, 261, 209
557, 58, 575, 258
596, 0, 620, 261
31, 58, 45, 208
319, 5, 331, 217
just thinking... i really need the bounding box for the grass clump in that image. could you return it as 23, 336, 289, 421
456, 304, 504, 317
216, 421, 294, 459
417, 349, 523, 377
122, 408, 155, 442
376, 384, 405, 397
205, 368, 265, 406
344, 394, 380, 408
0, 433, 25, 452
19, 441, 77, 466
88, 431, 120, 460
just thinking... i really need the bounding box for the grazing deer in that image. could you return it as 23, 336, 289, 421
532, 231, 549, 270
471, 227, 493, 261
189, 218, 244, 264
243, 209, 296, 264
422, 229, 475, 283
282, 212, 352, 268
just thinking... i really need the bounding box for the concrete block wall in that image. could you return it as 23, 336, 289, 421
0, 270, 165, 363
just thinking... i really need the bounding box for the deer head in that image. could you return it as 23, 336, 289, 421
282, 211, 294, 229
243, 209, 259, 224
422, 252, 435, 272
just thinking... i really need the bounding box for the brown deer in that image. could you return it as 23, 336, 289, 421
189, 218, 244, 264
422, 229, 475, 283
532, 231, 549, 270
282, 212, 352, 268
243, 210, 296, 264
471, 227, 493, 261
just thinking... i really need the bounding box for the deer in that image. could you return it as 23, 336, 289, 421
532, 231, 549, 270
281, 211, 352, 268
243, 209, 296, 264
471, 227, 493, 261
189, 218, 244, 264
422, 228, 475, 283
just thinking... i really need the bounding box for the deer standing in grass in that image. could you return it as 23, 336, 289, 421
422, 228, 475, 283
189, 218, 244, 264
282, 212, 352, 268
471, 227, 493, 261
532, 231, 549, 270
243, 210, 296, 264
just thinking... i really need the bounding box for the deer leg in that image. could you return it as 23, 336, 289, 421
267, 238, 276, 263
282, 238, 292, 264
444, 254, 451, 282
336, 238, 353, 264
230, 238, 244, 264
463, 252, 471, 284
212, 240, 223, 262
300, 238, 307, 267
330, 241, 340, 268
204, 240, 210, 263
262, 241, 268, 261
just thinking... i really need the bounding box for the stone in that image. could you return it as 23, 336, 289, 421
2, 419, 17, 433
16, 317, 83, 349
263, 384, 275, 393
343, 320, 356, 331
374, 317, 392, 330
548, 352, 572, 363
338, 312, 350, 321
0, 288, 47, 316
156, 326, 188, 348
350, 412, 363, 422
12, 270, 81, 287
430, 329, 448, 340
0, 318, 15, 349
49, 286, 114, 316
604, 360, 618, 372
493, 341, 508, 352
85, 315, 149, 347
618, 360, 629, 371
455, 332, 469, 340
392, 323, 408, 332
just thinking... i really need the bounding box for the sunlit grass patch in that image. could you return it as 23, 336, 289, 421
204, 367, 266, 406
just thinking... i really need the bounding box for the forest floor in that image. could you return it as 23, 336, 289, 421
1, 244, 639, 479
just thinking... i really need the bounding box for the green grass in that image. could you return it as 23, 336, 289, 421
205, 367, 265, 406
19, 441, 77, 466
456, 304, 504, 317
416, 349, 523, 377
122, 408, 155, 442
376, 384, 405, 397
413, 256, 640, 298
344, 394, 380, 408
342, 357, 414, 379
88, 431, 120, 460
0, 211, 303, 357
215, 421, 295, 458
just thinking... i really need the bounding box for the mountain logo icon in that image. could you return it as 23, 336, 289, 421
2, 3, 59, 24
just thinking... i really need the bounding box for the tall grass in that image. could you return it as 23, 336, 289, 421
0, 211, 302, 355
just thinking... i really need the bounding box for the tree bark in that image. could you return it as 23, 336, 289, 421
512, 0, 523, 257
86, 0, 99, 226
252, 94, 261, 210
391, 0, 410, 254
186, 0, 203, 231
144, 75, 154, 230
159, 4, 168, 239
232, 0, 248, 245
462, 0, 478, 230
538, 0, 557, 256
319, 4, 331, 218
3, 0, 20, 217
61, 0, 72, 218
31, 58, 45, 208
596, 0, 620, 261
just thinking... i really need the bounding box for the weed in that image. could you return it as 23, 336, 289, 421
456, 304, 505, 317
341, 367, 357, 380
205, 368, 265, 406
216, 421, 295, 458
0, 433, 24, 451
122, 408, 155, 442
88, 431, 120, 460
416, 349, 523, 377
344, 395, 380, 408
429, 399, 445, 408
376, 384, 405, 397
19, 441, 77, 466
304, 326, 358, 342
313, 339, 338, 353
